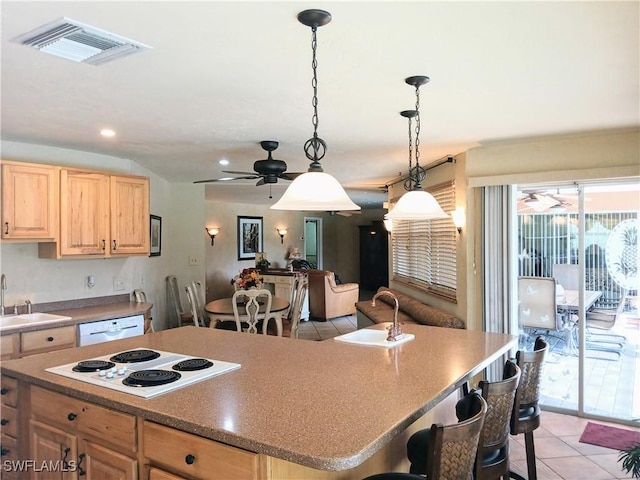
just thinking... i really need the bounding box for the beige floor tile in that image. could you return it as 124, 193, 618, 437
560, 434, 619, 456
543, 455, 617, 480
542, 411, 589, 436
510, 459, 562, 479
534, 436, 581, 459
588, 453, 634, 479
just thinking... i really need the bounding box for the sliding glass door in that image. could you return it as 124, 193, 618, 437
515, 181, 639, 424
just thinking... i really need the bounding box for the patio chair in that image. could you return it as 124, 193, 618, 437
585, 289, 627, 357
518, 277, 567, 345
552, 263, 579, 290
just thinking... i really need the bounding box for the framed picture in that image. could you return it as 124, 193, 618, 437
150, 215, 162, 257
237, 216, 263, 260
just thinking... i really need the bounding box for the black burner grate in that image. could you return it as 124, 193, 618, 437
122, 370, 181, 387
72, 360, 116, 373
110, 349, 160, 363
172, 358, 214, 372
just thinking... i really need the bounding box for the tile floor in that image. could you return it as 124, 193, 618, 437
296, 315, 639, 480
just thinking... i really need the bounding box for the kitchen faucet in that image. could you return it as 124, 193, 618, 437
371, 290, 404, 341
1, 274, 6, 316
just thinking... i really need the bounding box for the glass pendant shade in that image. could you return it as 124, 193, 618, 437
385, 190, 449, 221
271, 172, 360, 211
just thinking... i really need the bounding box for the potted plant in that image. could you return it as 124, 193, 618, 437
619, 443, 640, 478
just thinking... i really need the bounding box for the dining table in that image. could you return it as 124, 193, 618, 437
556, 289, 602, 355
205, 295, 290, 336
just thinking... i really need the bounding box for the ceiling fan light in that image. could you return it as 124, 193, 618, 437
270, 172, 360, 211
386, 190, 449, 221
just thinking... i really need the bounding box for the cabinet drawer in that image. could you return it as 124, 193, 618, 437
1, 433, 17, 464
21, 326, 76, 354
274, 276, 293, 285
0, 335, 18, 361
0, 406, 16, 438
31, 386, 136, 453
0, 377, 17, 407
143, 421, 260, 480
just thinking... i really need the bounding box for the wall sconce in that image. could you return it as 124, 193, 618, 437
451, 208, 465, 234
277, 228, 288, 244
206, 227, 220, 246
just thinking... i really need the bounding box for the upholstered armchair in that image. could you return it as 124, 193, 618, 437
307, 270, 359, 321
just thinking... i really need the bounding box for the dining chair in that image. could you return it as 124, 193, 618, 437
166, 275, 194, 327
585, 288, 627, 357
231, 288, 273, 334
474, 360, 521, 480
405, 393, 488, 479
552, 263, 580, 290
288, 274, 309, 339
132, 289, 154, 332
189, 280, 209, 327
509, 336, 549, 480
184, 283, 206, 327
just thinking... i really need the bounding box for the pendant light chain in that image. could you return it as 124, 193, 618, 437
410, 84, 426, 190
304, 24, 327, 170
403, 115, 414, 191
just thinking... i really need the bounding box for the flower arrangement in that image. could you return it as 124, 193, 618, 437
232, 268, 262, 290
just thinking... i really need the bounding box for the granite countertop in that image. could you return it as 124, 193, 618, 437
0, 324, 516, 471
0, 302, 152, 335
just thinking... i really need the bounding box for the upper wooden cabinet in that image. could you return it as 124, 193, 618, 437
38, 167, 150, 259
110, 174, 150, 256
1, 161, 59, 241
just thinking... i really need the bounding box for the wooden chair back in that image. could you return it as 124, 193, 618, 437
289, 274, 309, 339
511, 336, 548, 435
232, 289, 272, 334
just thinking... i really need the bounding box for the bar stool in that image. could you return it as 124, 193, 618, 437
509, 336, 549, 480
403, 393, 487, 479
475, 359, 521, 480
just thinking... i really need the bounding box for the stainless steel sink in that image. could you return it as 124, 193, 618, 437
334, 327, 415, 347
0, 312, 71, 331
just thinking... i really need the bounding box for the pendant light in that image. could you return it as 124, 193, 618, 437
271, 9, 360, 212
386, 76, 449, 221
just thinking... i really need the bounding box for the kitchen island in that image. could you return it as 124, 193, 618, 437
0, 324, 516, 479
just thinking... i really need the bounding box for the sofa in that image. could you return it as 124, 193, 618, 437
307, 270, 359, 321
356, 286, 465, 329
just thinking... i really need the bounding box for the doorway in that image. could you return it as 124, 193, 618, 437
304, 217, 323, 269
514, 181, 639, 424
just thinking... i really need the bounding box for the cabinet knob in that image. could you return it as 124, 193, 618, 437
0, 388, 8, 395
1, 447, 9, 457
47, 336, 54, 342
113, 239, 117, 251
67, 413, 77, 421
3, 223, 8, 235
0, 419, 7, 426
185, 454, 196, 465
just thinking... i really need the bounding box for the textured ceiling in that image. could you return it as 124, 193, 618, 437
2, 1, 638, 207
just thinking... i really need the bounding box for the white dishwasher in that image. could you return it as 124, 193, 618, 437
78, 315, 145, 346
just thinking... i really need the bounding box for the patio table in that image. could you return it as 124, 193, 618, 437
557, 289, 602, 355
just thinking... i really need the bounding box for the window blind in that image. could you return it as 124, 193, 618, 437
391, 181, 457, 301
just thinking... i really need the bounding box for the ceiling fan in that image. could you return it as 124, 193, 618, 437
517, 189, 576, 212
194, 141, 304, 186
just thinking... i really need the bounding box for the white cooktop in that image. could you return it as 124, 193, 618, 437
46, 348, 241, 398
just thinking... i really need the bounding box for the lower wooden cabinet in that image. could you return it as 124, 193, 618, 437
20, 326, 75, 356
143, 421, 262, 480
29, 386, 137, 480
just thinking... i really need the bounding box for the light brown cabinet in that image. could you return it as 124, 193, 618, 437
1, 161, 58, 241
39, 168, 149, 259
1, 326, 75, 361
30, 386, 137, 480
1, 376, 19, 480
143, 421, 262, 479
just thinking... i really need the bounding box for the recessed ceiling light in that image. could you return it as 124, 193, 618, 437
219, 159, 229, 166
100, 129, 116, 137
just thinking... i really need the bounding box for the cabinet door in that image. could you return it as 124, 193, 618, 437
1, 162, 58, 240
110, 175, 149, 255
60, 170, 109, 256
79, 439, 137, 480
30, 420, 77, 480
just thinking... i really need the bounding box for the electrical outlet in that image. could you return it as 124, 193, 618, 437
113, 277, 126, 291
189, 256, 200, 266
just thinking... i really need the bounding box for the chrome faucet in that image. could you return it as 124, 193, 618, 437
25, 299, 32, 315
371, 290, 404, 341
1, 274, 6, 316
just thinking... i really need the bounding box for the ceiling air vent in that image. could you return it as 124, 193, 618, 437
11, 17, 151, 66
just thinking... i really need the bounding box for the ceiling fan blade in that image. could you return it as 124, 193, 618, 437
279, 172, 305, 181
256, 178, 266, 186
223, 170, 258, 175
193, 175, 258, 184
